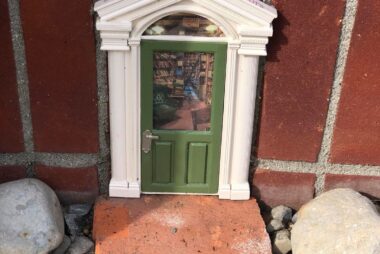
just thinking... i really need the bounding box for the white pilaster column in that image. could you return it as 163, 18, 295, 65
218, 42, 240, 199
124, 39, 141, 198
108, 51, 129, 197
230, 53, 260, 200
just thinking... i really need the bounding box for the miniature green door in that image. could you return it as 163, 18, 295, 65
141, 40, 227, 193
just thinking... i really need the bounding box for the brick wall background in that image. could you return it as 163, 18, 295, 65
0, 0, 379, 207
0, 0, 109, 205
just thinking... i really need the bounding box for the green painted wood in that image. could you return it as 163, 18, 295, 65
141, 40, 227, 193
187, 143, 208, 184
153, 142, 173, 184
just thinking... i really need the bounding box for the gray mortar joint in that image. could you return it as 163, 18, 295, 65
7, 0, 34, 153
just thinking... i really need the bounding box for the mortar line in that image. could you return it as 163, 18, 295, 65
93, 6, 110, 194
257, 158, 380, 176
315, 173, 326, 196
0, 152, 98, 168
7, 0, 34, 152
318, 0, 359, 164
25, 162, 35, 178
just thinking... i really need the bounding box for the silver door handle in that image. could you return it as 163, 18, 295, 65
146, 134, 159, 140
142, 130, 159, 153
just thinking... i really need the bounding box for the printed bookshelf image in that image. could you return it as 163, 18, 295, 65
153, 51, 214, 131
144, 13, 224, 37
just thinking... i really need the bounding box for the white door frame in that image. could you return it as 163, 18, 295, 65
94, 0, 277, 200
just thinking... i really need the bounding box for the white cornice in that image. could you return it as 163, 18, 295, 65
237, 25, 273, 37
94, 0, 277, 25
99, 30, 130, 51
97, 21, 132, 31
238, 37, 269, 56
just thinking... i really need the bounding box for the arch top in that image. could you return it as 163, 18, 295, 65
94, 0, 277, 52
130, 3, 239, 39
95, 0, 277, 24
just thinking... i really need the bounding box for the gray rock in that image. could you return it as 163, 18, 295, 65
64, 204, 92, 237
273, 229, 292, 254
66, 236, 94, 254
292, 188, 380, 254
266, 219, 284, 233
52, 235, 71, 254
0, 179, 64, 254
271, 205, 292, 224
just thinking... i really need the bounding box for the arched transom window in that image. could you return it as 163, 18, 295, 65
143, 13, 225, 37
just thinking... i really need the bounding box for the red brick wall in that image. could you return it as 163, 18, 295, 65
0, 0, 24, 153
0, 0, 101, 205
21, 0, 99, 153
256, 0, 345, 162
330, 1, 380, 166
35, 165, 99, 204
253, 0, 380, 208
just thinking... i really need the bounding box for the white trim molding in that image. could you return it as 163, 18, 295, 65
94, 0, 277, 200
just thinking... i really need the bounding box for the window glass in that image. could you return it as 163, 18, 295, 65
144, 13, 224, 37
153, 51, 215, 131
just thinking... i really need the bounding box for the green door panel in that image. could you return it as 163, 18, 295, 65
153, 142, 173, 184
141, 40, 227, 193
187, 143, 208, 184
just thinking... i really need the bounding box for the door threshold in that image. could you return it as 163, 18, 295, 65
93, 196, 271, 253
142, 192, 218, 196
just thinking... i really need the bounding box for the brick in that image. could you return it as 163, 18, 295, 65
0, 0, 24, 152
35, 165, 99, 205
20, 0, 99, 153
93, 196, 271, 254
324, 174, 380, 200
0, 166, 27, 184
252, 169, 316, 210
257, 0, 345, 162
330, 1, 380, 165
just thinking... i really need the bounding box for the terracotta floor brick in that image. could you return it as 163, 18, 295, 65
93, 196, 271, 254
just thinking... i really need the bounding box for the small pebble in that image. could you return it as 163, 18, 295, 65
83, 228, 90, 236
266, 219, 284, 233
66, 236, 94, 254
171, 227, 178, 234
272, 229, 292, 254
271, 206, 292, 224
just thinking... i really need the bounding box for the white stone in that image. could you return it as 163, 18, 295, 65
273, 229, 292, 254
0, 179, 64, 254
66, 236, 94, 254
292, 188, 380, 254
